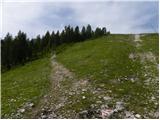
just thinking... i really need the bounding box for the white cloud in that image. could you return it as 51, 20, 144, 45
1, 1, 158, 39
2, 2, 46, 38
68, 2, 157, 33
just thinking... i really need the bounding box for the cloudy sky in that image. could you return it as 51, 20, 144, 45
1, 0, 159, 38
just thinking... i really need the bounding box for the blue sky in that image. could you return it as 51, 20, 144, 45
1, 0, 159, 38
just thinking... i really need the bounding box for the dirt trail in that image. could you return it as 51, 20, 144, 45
30, 54, 93, 118
30, 55, 75, 118
134, 34, 142, 47
134, 34, 141, 42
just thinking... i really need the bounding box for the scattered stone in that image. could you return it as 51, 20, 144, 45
18, 108, 25, 113
129, 53, 135, 59
97, 88, 101, 91
100, 84, 105, 87
135, 114, 141, 118
48, 112, 57, 118
115, 102, 124, 111
98, 96, 102, 99
124, 111, 135, 119
28, 102, 34, 107
92, 91, 97, 94
82, 96, 86, 99
96, 101, 102, 104
55, 103, 64, 109
154, 111, 159, 118
101, 108, 114, 118
130, 78, 135, 83
79, 110, 88, 118
151, 96, 155, 100
107, 90, 112, 93
103, 96, 112, 101
68, 92, 73, 96
82, 89, 87, 92
41, 115, 47, 119
101, 104, 109, 109
10, 99, 16, 102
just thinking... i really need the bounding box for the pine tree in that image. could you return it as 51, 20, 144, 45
75, 26, 80, 42
86, 24, 92, 39
1, 33, 13, 69
81, 26, 86, 41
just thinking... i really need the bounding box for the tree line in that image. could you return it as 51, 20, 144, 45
1, 24, 110, 72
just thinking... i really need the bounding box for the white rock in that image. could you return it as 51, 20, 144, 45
151, 96, 155, 100
41, 115, 47, 119
82, 96, 86, 99
135, 114, 141, 118
101, 109, 114, 118
18, 108, 25, 113
82, 89, 87, 92
154, 111, 159, 118
101, 104, 109, 109
29, 103, 34, 107
103, 96, 112, 101
96, 101, 102, 104
125, 111, 131, 117
115, 101, 124, 111
130, 78, 135, 83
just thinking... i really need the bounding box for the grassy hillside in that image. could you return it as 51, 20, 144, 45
57, 34, 158, 118
1, 57, 51, 118
2, 34, 158, 119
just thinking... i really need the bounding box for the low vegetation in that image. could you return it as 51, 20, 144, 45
1, 57, 51, 118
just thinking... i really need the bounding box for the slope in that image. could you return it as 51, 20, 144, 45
56, 34, 158, 118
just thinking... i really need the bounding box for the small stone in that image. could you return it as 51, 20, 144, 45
92, 91, 97, 94
79, 110, 88, 118
41, 115, 47, 119
108, 90, 112, 93
101, 104, 109, 109
125, 111, 132, 117
96, 101, 102, 104
130, 78, 135, 83
10, 99, 16, 102
144, 74, 147, 77
115, 101, 124, 111
29, 103, 34, 107
97, 88, 101, 91
44, 95, 47, 98
100, 84, 105, 87
103, 96, 112, 101
82, 89, 87, 92
48, 112, 57, 118
82, 96, 86, 99
101, 108, 114, 118
68, 92, 73, 96
155, 102, 158, 105
18, 108, 25, 113
151, 96, 155, 100
154, 111, 159, 118
98, 96, 102, 99
135, 114, 141, 118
